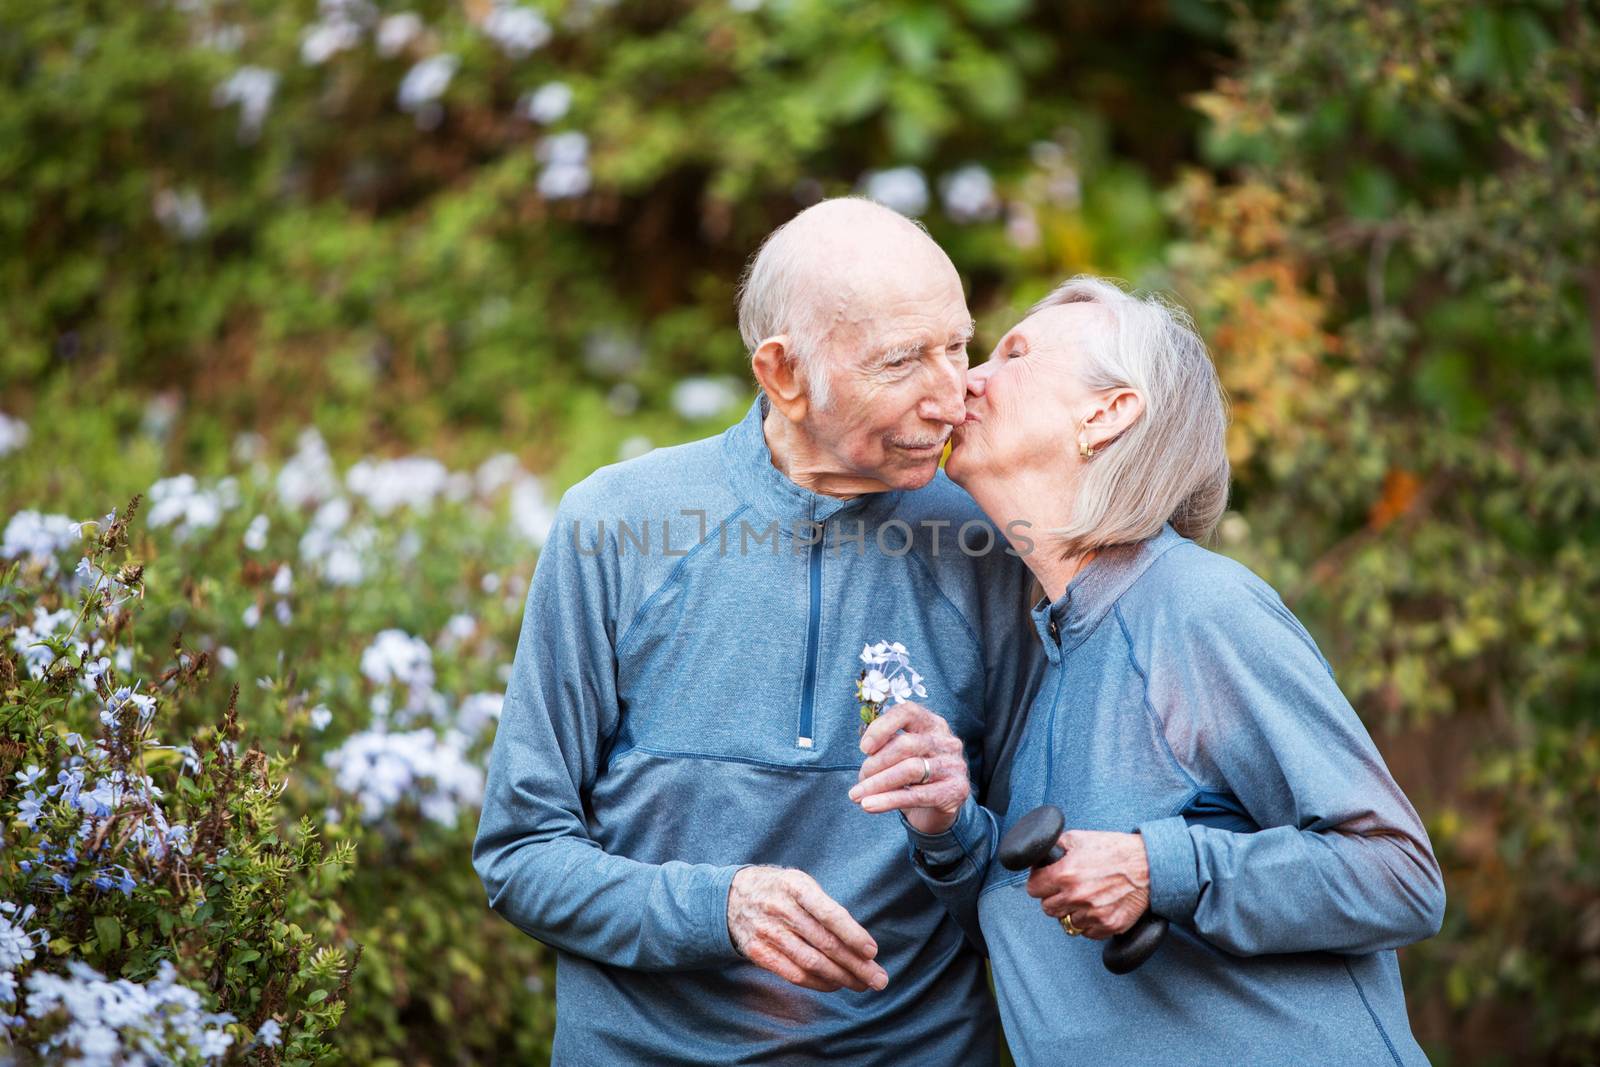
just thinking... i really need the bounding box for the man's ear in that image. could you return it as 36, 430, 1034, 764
1082, 386, 1144, 448
751, 335, 810, 423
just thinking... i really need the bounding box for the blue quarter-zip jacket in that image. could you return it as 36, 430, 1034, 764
472, 395, 1043, 1064
907, 525, 1445, 1066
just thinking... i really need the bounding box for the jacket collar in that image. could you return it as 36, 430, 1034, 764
720, 393, 904, 533
1030, 523, 1189, 661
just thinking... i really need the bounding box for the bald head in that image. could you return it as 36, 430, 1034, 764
738, 197, 960, 409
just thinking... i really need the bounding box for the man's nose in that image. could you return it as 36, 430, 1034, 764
919, 357, 967, 426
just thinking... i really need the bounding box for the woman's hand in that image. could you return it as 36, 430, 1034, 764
848, 701, 970, 835
1026, 830, 1152, 939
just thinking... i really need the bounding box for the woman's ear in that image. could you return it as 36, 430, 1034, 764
751, 335, 811, 423
1082, 386, 1145, 449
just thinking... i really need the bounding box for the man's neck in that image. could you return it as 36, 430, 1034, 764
762, 408, 893, 499
964, 471, 1095, 601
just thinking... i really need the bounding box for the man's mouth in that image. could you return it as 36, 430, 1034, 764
893, 433, 951, 455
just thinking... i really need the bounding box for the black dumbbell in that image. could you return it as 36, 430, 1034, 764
997, 804, 1169, 975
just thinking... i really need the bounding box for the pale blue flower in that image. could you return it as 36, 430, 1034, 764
482, 3, 551, 58
398, 54, 458, 112
859, 166, 929, 217
860, 670, 890, 704
255, 1017, 282, 1047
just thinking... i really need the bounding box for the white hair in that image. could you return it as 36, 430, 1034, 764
737, 214, 833, 409
1033, 275, 1231, 554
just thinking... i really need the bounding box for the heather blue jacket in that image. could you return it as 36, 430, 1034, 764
472, 395, 1042, 1064
907, 525, 1445, 1066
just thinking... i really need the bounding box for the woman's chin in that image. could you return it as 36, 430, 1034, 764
943, 443, 977, 488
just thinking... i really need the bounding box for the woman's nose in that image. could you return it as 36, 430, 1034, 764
965, 363, 992, 397
914, 351, 967, 425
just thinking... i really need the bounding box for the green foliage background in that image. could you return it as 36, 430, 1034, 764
1, 0, 1596, 1063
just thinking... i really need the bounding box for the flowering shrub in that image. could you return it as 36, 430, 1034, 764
1, 503, 356, 1063
1, 434, 566, 1062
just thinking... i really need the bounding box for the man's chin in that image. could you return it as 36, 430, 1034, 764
883, 452, 944, 490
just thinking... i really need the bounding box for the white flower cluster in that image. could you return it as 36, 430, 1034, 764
346, 456, 459, 515
0, 411, 28, 456
212, 66, 278, 140
300, 0, 372, 66
376, 12, 423, 57
277, 429, 555, 575
11, 605, 84, 678
520, 81, 572, 124
243, 514, 269, 551
0, 901, 46, 974
860, 167, 929, 217
857, 641, 928, 710
939, 163, 1000, 223
454, 692, 504, 739
18, 959, 234, 1064
297, 497, 375, 587
324, 727, 484, 829
276, 429, 340, 509
243, 564, 295, 628
146, 475, 240, 540
360, 629, 436, 691
398, 53, 458, 115
482, 2, 551, 58
2, 511, 84, 575
152, 188, 207, 240
536, 131, 591, 200
670, 377, 742, 421
0, 900, 47, 1034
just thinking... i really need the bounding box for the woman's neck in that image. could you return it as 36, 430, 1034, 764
964, 468, 1096, 602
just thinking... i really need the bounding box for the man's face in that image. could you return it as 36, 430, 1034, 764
803, 267, 973, 492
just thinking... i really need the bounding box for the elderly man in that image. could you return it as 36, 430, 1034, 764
472, 197, 1041, 1063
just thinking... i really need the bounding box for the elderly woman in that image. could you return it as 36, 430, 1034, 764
849, 277, 1445, 1065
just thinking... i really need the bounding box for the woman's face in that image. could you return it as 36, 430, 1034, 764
945, 303, 1105, 492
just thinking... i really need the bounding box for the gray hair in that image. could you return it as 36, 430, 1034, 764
1034, 275, 1230, 554
737, 215, 833, 409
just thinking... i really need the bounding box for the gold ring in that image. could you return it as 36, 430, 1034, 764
1060, 914, 1081, 937
919, 757, 932, 785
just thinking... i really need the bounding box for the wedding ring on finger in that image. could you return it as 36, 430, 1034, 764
1060, 914, 1081, 937
918, 757, 932, 785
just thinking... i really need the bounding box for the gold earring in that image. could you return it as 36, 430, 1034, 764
1079, 437, 1097, 459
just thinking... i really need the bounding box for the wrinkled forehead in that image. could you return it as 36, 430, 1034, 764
812, 255, 968, 351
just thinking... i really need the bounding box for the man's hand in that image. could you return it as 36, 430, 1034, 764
1025, 830, 1151, 939
727, 867, 889, 992
848, 701, 970, 835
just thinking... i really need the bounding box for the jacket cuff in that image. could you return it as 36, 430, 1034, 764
1138, 815, 1200, 923
900, 796, 983, 880
712, 863, 754, 962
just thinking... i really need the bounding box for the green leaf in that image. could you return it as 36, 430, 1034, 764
94, 915, 121, 953
884, 5, 952, 73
